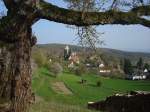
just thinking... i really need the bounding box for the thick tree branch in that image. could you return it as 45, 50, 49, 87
38, 0, 150, 27
131, 5, 150, 16
3, 0, 15, 11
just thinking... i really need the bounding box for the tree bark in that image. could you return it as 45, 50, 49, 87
0, 22, 32, 112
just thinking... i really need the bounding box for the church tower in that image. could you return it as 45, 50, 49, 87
64, 45, 71, 60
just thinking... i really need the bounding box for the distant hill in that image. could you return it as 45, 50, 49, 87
99, 48, 150, 64
33, 43, 150, 64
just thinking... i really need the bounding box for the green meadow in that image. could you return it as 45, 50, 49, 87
31, 67, 150, 112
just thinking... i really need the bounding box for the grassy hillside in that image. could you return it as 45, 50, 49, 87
30, 44, 150, 112
30, 67, 150, 112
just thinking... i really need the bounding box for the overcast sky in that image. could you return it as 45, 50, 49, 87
0, 0, 150, 53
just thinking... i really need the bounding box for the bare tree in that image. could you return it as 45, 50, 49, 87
0, 0, 150, 112
65, 0, 104, 48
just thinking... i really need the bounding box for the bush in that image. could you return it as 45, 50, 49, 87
79, 78, 87, 84
75, 67, 82, 76
32, 49, 47, 67
96, 80, 102, 87
74, 64, 87, 76
110, 72, 125, 79
87, 68, 99, 75
50, 62, 63, 77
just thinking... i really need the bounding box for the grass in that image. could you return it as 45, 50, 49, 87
31, 67, 150, 111
30, 101, 97, 112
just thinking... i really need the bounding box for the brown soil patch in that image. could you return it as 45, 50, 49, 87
51, 82, 73, 95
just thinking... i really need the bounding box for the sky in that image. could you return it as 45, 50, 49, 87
0, 0, 150, 53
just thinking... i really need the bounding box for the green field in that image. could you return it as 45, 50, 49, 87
31, 67, 150, 112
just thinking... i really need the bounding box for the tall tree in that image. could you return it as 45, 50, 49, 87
0, 0, 150, 112
124, 58, 133, 75
137, 57, 144, 69
144, 63, 150, 70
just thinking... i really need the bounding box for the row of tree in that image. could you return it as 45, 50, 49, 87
123, 57, 150, 75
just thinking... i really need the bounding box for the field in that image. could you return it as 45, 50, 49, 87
30, 67, 150, 112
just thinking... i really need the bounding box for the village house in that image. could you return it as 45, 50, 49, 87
125, 68, 148, 80
64, 45, 80, 68
126, 75, 147, 80
68, 52, 80, 68
125, 64, 150, 80
99, 63, 111, 73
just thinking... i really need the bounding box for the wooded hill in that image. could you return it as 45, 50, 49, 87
32, 43, 150, 64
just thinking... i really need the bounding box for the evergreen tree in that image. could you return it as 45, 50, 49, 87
120, 59, 124, 70
124, 58, 133, 75
137, 57, 144, 70
144, 63, 150, 70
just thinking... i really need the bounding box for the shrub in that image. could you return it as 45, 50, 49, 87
79, 78, 87, 84
88, 68, 99, 75
110, 72, 125, 79
74, 64, 87, 76
50, 62, 63, 77
32, 49, 47, 67
75, 67, 82, 76
96, 80, 102, 87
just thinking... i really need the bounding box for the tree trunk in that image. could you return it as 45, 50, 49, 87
0, 23, 32, 112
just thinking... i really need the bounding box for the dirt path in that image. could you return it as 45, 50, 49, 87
51, 82, 73, 95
